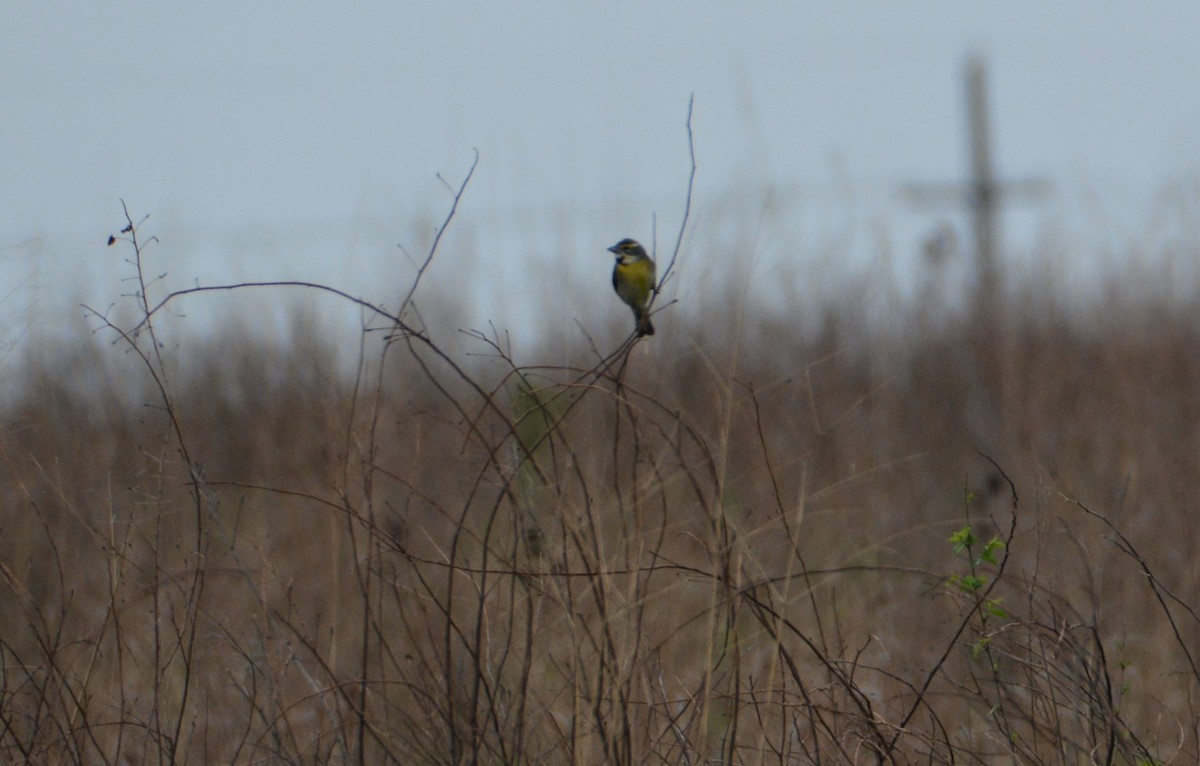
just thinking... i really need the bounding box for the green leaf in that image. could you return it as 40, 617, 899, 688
983, 599, 1008, 619
948, 573, 986, 593
949, 526, 977, 555
979, 537, 1005, 564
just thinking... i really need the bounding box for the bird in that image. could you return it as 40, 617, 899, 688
608, 238, 657, 337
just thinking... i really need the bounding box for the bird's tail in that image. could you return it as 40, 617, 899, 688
635, 308, 655, 338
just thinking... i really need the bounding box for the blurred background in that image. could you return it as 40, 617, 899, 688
2, 2, 1197, 354
1, 6, 1199, 760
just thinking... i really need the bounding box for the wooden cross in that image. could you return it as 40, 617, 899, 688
906, 55, 1051, 324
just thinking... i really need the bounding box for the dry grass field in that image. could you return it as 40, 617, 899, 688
0, 196, 1196, 764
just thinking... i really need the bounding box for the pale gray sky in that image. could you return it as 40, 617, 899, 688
3, 2, 1198, 347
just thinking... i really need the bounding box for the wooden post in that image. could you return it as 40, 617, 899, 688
904, 55, 1051, 442
905, 55, 1051, 327
966, 56, 999, 326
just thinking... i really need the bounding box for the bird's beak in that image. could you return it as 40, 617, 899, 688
607, 244, 620, 254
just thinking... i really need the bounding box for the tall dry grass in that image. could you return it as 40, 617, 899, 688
0, 186, 1196, 765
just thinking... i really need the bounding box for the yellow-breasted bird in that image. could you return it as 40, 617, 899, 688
608, 238, 656, 337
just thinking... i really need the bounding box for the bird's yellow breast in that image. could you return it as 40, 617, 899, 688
613, 258, 655, 307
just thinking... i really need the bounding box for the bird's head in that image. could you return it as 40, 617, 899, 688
608, 238, 649, 265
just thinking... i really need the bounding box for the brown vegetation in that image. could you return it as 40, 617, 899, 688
0, 194, 1196, 764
